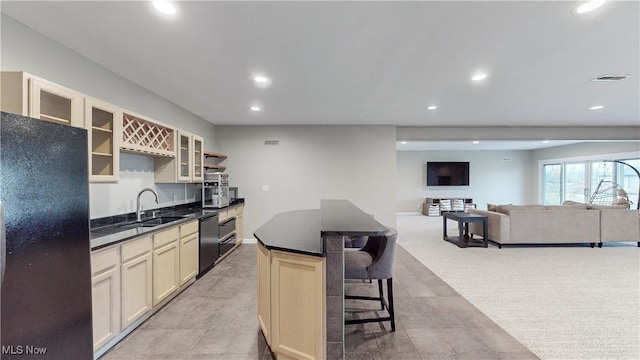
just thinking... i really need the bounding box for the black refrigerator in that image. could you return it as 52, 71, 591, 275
1, 111, 93, 359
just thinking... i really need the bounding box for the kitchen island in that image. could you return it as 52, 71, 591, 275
254, 200, 387, 360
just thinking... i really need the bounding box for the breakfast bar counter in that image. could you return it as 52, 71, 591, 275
254, 199, 387, 360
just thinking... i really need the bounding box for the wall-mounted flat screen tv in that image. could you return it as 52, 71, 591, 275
426, 161, 470, 186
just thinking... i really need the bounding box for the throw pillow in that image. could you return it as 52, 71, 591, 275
487, 203, 498, 211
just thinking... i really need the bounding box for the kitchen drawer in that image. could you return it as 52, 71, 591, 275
179, 220, 198, 238
219, 218, 236, 239
227, 206, 237, 218
153, 226, 179, 249
121, 236, 152, 262
91, 245, 119, 275
235, 204, 244, 215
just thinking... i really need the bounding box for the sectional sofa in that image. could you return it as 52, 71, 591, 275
467, 203, 640, 248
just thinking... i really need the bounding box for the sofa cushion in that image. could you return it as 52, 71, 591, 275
495, 204, 546, 215
587, 204, 628, 210
508, 208, 600, 243
600, 209, 640, 242
546, 204, 588, 210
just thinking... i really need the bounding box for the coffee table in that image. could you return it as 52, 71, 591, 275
442, 212, 488, 248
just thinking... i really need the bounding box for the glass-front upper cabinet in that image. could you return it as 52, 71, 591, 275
0, 71, 83, 128
177, 131, 193, 182
156, 130, 203, 183
30, 77, 84, 127
85, 97, 121, 182
192, 135, 204, 182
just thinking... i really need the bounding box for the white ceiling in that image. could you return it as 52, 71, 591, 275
1, 1, 638, 127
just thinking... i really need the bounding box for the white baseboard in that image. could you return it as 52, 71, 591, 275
241, 238, 257, 244
397, 212, 421, 216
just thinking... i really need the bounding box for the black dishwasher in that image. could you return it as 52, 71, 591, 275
198, 213, 219, 277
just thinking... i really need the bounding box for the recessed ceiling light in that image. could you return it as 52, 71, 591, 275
400, 141, 407, 144
473, 141, 480, 144
250, 105, 261, 112
576, 0, 607, 14
542, 140, 550, 144
590, 105, 604, 110
471, 73, 488, 81
426, 105, 437, 110
152, 0, 176, 15
253, 75, 272, 88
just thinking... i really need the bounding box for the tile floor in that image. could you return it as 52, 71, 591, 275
100, 244, 539, 360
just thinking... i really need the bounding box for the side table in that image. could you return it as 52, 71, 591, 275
442, 212, 488, 248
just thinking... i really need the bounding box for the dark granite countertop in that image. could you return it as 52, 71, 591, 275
253, 199, 387, 257
90, 200, 244, 250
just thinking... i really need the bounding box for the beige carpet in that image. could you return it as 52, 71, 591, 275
397, 214, 640, 360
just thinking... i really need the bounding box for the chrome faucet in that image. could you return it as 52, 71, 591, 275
136, 188, 159, 221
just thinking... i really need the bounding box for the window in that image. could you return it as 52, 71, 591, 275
541, 157, 640, 207
543, 163, 562, 205
617, 158, 640, 208
564, 162, 587, 203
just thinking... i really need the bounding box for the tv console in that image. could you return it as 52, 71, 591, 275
422, 197, 475, 216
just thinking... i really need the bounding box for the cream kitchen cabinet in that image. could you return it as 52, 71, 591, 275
257, 242, 271, 344
1, 72, 119, 182
120, 236, 153, 329
85, 97, 121, 182
154, 130, 203, 183
0, 71, 83, 127
92, 221, 198, 358
192, 135, 204, 181
257, 245, 326, 360
91, 245, 121, 352
152, 227, 180, 306
236, 204, 245, 244
179, 220, 199, 285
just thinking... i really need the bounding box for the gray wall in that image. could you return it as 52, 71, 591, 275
1, 14, 215, 218
397, 150, 531, 212
215, 125, 397, 240
396, 142, 640, 213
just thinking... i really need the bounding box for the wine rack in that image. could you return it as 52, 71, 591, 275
121, 112, 175, 157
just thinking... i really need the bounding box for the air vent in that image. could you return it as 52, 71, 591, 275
264, 140, 279, 145
592, 74, 630, 81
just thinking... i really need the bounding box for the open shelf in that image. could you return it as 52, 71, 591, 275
204, 151, 227, 159
204, 151, 227, 173
204, 164, 226, 172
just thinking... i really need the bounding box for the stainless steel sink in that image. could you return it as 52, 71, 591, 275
139, 216, 185, 226
116, 216, 185, 229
